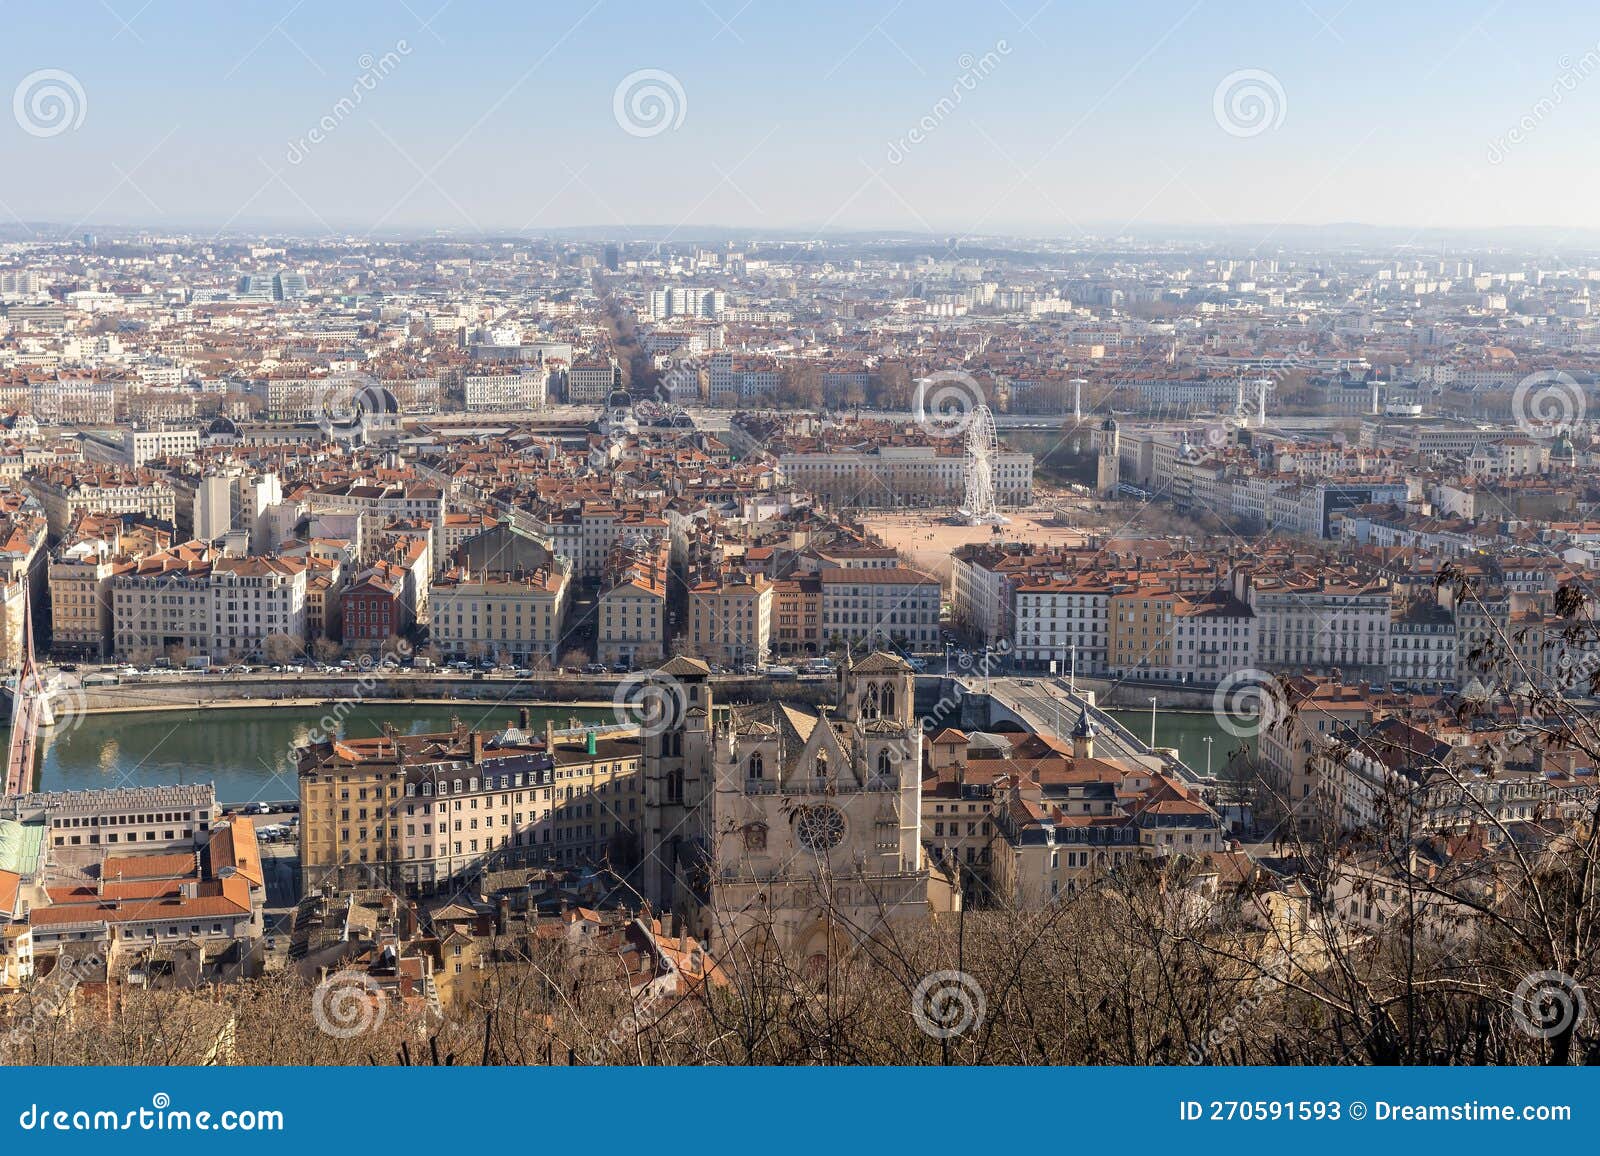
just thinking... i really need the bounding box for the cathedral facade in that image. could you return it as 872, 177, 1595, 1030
638, 652, 929, 964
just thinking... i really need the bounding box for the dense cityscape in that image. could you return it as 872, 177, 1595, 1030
2, 3, 1599, 1087
0, 227, 1589, 1065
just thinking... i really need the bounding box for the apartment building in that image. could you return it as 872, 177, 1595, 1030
1251, 571, 1392, 677
26, 465, 176, 538
211, 555, 309, 658
430, 560, 572, 665
463, 367, 548, 412
686, 570, 773, 667
110, 541, 215, 660
597, 540, 669, 667
566, 358, 622, 403
296, 716, 645, 894
987, 724, 1226, 907
303, 480, 446, 567
341, 561, 411, 651
777, 443, 1033, 509
1013, 575, 1114, 675
1389, 600, 1457, 691
527, 503, 668, 583
770, 574, 822, 657
819, 565, 940, 652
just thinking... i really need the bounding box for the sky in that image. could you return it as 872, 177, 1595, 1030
3, 0, 1600, 238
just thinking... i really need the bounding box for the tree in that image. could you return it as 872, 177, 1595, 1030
874, 362, 913, 410
781, 364, 824, 410
263, 633, 301, 665
313, 637, 344, 664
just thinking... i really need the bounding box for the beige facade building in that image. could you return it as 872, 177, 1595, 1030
297, 714, 644, 894
26, 465, 176, 538
686, 570, 772, 667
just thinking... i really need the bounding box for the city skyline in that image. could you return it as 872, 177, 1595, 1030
4, 1, 1600, 236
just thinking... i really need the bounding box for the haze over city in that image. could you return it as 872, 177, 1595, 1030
4, 1, 1600, 235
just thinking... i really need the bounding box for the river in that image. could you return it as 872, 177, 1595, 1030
33, 701, 1246, 804
34, 703, 612, 803
1105, 708, 1257, 780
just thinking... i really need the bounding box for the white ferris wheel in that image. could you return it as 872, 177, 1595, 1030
958, 404, 1008, 526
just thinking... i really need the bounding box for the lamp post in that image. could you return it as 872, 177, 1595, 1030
1202, 735, 1213, 777
1148, 696, 1158, 748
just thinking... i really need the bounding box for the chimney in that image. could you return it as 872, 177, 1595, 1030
518, 706, 531, 730
495, 895, 509, 935
470, 730, 484, 764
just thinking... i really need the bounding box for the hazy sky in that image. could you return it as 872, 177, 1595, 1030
3, 0, 1599, 237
